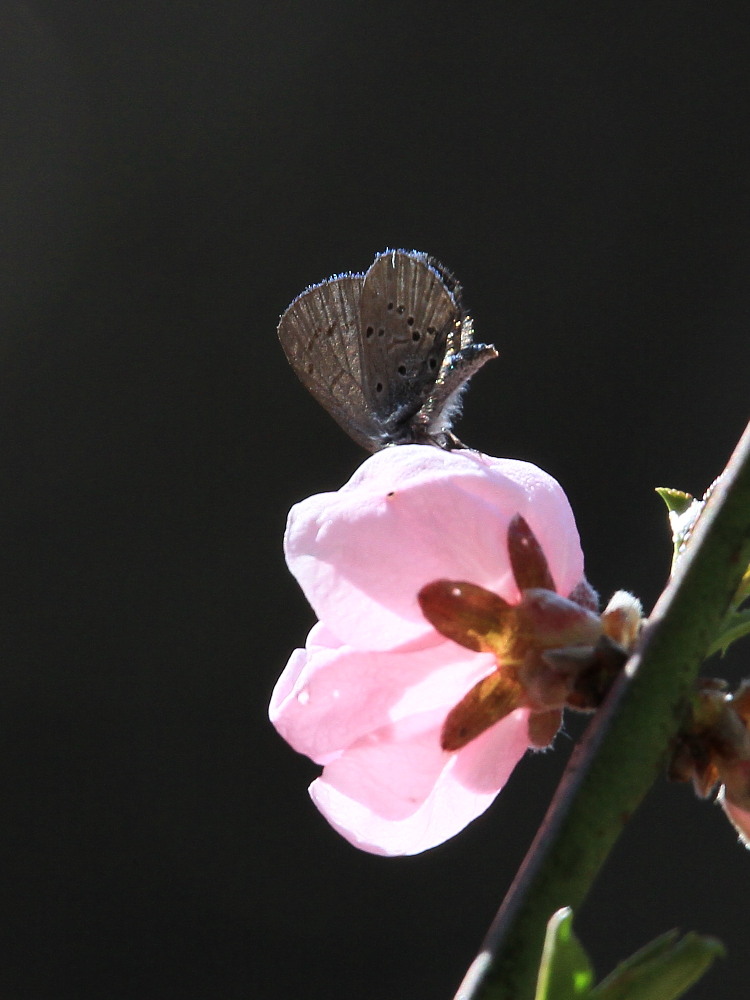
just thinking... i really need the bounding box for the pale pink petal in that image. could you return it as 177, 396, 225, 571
285, 446, 582, 651
305, 621, 344, 649
476, 454, 584, 599
267, 622, 345, 718
270, 632, 496, 765
309, 708, 530, 856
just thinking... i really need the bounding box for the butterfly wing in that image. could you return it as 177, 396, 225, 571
277, 273, 383, 450
357, 250, 463, 442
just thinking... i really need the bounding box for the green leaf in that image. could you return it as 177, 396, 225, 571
658, 488, 750, 657
733, 565, 750, 608
534, 908, 594, 1000
655, 488, 694, 515
589, 930, 725, 1000
706, 608, 750, 657
533, 918, 724, 1000
656, 488, 705, 574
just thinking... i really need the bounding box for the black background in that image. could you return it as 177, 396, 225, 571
2, 2, 749, 998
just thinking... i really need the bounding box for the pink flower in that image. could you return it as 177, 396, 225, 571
270, 445, 586, 855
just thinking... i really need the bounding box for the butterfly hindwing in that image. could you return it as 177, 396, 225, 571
277, 273, 383, 450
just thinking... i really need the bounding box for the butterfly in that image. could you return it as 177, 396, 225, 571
277, 249, 498, 452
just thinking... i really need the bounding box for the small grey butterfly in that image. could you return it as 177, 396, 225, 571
277, 249, 498, 452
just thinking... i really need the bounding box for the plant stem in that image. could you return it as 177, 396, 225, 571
454, 418, 750, 1000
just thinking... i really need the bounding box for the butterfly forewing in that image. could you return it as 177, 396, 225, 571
277, 274, 382, 450
358, 251, 462, 438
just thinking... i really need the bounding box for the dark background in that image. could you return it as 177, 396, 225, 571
2, 2, 749, 998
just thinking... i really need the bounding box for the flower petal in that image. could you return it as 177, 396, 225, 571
285, 446, 583, 651
270, 630, 497, 765
309, 708, 530, 855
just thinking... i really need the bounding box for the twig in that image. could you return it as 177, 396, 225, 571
454, 418, 750, 1000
